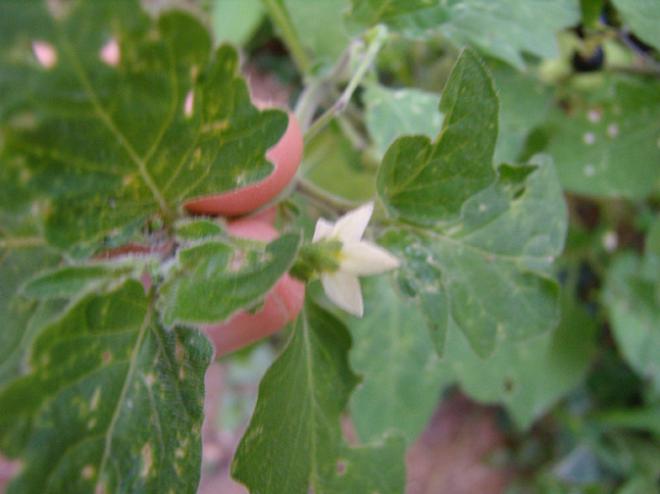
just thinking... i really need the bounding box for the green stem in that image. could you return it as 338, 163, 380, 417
336, 113, 368, 150
304, 25, 388, 145
261, 0, 312, 75
294, 39, 358, 131
296, 178, 360, 214
294, 78, 327, 132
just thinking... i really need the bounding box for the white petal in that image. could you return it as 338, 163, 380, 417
340, 241, 400, 276
332, 202, 374, 242
313, 218, 334, 242
321, 272, 363, 317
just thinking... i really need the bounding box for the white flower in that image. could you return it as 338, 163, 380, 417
313, 202, 399, 317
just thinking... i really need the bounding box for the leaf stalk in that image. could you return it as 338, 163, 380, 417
304, 25, 388, 145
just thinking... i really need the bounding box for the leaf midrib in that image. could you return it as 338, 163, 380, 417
96, 298, 153, 486
302, 309, 320, 489
402, 224, 553, 265
56, 30, 172, 218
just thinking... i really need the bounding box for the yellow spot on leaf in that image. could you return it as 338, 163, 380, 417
141, 443, 153, 478
90, 388, 101, 411
201, 120, 229, 134
82, 465, 95, 480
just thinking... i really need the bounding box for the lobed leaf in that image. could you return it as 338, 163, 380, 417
0, 280, 213, 494
364, 83, 443, 158
347, 0, 579, 69
439, 285, 597, 428
348, 276, 451, 443
377, 49, 567, 357
381, 155, 567, 357
348, 273, 596, 433
377, 49, 498, 225
0, 0, 288, 249
232, 300, 406, 494
158, 232, 302, 327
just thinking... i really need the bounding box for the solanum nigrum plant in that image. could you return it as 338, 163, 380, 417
1, 0, 659, 493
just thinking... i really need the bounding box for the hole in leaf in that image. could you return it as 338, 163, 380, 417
99, 38, 120, 66
32, 41, 57, 69
184, 90, 194, 117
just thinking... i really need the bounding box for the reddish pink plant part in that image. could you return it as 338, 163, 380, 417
185, 108, 303, 217
203, 219, 304, 356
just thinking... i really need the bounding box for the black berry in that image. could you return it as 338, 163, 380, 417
572, 46, 605, 72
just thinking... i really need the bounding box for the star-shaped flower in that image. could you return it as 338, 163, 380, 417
313, 202, 399, 317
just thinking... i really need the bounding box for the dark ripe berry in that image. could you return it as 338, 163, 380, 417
572, 46, 605, 72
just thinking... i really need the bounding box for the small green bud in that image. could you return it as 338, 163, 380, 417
290, 239, 343, 282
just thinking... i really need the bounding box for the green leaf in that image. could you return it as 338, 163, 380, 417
0, 0, 288, 248
546, 75, 660, 199
0, 2, 52, 123
174, 218, 226, 241
158, 232, 301, 326
376, 49, 567, 357
612, 0, 660, 51
232, 301, 406, 494
381, 156, 567, 357
439, 0, 579, 69
283, 0, 352, 67
364, 83, 443, 158
212, 0, 265, 46
439, 285, 597, 429
22, 263, 136, 300
642, 217, 660, 297
0, 209, 60, 387
347, 0, 579, 69
303, 122, 377, 202
0, 280, 213, 493
346, 0, 449, 36
580, 0, 604, 28
617, 476, 660, 494
603, 253, 660, 389
348, 276, 451, 443
378, 49, 498, 225
490, 62, 554, 164
597, 407, 660, 436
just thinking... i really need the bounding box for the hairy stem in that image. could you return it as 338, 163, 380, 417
304, 25, 388, 145
296, 178, 360, 215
